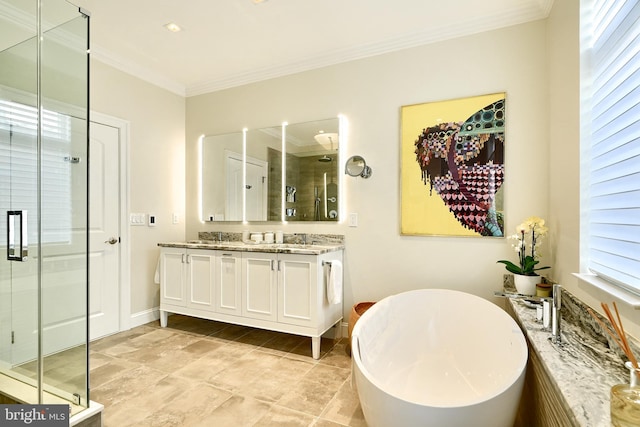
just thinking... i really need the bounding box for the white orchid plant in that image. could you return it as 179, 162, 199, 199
497, 216, 550, 276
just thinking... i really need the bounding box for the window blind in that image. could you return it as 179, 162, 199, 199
585, 0, 640, 293
0, 100, 72, 245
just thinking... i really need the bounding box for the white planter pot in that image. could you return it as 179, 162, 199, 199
514, 274, 539, 296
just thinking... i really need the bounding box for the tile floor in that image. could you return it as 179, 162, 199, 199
89, 315, 367, 427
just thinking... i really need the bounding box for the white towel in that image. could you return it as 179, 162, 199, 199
327, 260, 343, 305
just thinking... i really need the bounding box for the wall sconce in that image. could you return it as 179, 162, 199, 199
345, 155, 372, 178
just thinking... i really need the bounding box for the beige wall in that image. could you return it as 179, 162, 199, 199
90, 60, 186, 319
92, 2, 640, 339
186, 20, 550, 318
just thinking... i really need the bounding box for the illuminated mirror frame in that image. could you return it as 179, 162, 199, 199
281, 122, 287, 222
198, 115, 348, 224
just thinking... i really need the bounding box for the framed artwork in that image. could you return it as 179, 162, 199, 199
401, 93, 505, 237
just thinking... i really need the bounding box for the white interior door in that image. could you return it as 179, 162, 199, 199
246, 159, 267, 221
225, 155, 242, 221
225, 155, 267, 221
89, 121, 120, 339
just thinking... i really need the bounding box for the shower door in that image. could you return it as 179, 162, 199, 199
0, 0, 89, 408
0, 100, 39, 368
0, 0, 40, 378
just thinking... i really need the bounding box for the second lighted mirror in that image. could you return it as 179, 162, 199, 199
283, 119, 340, 222
201, 131, 243, 221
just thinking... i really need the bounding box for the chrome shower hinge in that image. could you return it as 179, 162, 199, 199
64, 156, 81, 163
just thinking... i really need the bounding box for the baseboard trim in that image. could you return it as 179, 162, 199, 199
341, 321, 348, 339
130, 307, 160, 329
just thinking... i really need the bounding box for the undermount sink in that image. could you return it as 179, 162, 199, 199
184, 241, 340, 251
187, 240, 245, 245
262, 243, 339, 251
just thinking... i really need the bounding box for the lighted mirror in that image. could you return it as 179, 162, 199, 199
285, 118, 339, 221
246, 126, 282, 221
201, 131, 243, 221
200, 117, 340, 222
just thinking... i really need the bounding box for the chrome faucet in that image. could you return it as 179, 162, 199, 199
217, 231, 223, 242
551, 284, 562, 344
300, 233, 307, 245
495, 286, 563, 344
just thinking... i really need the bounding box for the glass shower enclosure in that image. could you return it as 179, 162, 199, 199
0, 0, 90, 413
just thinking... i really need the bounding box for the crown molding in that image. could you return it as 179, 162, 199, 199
86, 0, 554, 98
0, 0, 185, 97
0, 1, 33, 31
2, 1, 554, 99
90, 44, 186, 97
185, 4, 551, 97
535, 0, 556, 16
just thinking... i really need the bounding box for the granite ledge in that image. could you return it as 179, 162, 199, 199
506, 285, 637, 426
157, 241, 344, 255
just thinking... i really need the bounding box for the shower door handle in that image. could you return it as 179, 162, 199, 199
7, 210, 28, 262
104, 237, 119, 245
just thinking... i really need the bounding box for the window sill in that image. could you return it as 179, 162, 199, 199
573, 273, 640, 309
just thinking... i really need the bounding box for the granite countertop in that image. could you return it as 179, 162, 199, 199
506, 287, 634, 426
157, 240, 344, 255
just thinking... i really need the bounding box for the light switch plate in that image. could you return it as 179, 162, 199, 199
349, 212, 358, 227
130, 213, 146, 225
148, 214, 156, 227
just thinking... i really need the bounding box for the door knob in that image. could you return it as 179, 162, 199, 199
104, 237, 118, 245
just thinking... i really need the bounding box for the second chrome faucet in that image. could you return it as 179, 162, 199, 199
496, 283, 563, 344
551, 284, 562, 344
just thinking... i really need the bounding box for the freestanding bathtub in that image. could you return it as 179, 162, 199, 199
351, 289, 527, 427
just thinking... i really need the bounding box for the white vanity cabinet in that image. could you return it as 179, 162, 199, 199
277, 253, 318, 328
158, 243, 343, 359
241, 250, 342, 358
216, 251, 242, 316
241, 252, 278, 321
159, 247, 216, 326
159, 248, 187, 309
241, 252, 318, 326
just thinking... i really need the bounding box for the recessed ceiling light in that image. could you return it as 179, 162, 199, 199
163, 22, 182, 33
253, 0, 268, 4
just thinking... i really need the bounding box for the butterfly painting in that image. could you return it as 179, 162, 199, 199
401, 93, 505, 237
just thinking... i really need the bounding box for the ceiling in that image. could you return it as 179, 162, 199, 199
74, 0, 552, 97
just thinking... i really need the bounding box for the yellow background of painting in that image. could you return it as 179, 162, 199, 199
400, 92, 505, 236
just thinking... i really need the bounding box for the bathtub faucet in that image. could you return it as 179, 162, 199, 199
494, 290, 561, 343
551, 284, 562, 345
